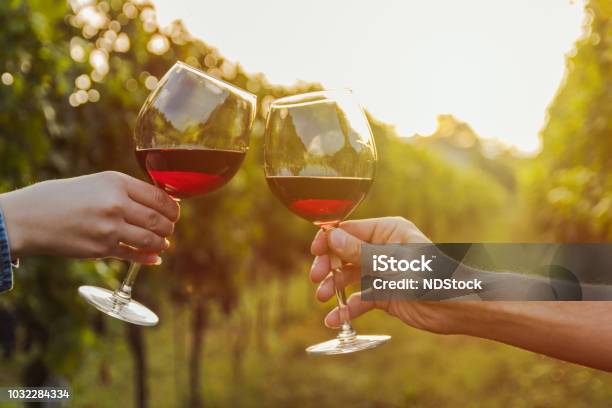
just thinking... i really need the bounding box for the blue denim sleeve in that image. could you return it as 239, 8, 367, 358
0, 206, 14, 293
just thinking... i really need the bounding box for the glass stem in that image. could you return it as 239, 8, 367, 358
322, 225, 356, 342
113, 262, 141, 305
330, 256, 356, 341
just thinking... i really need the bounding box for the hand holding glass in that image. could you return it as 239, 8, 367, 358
264, 90, 390, 354
79, 62, 256, 325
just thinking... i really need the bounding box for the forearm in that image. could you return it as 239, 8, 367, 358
447, 301, 612, 372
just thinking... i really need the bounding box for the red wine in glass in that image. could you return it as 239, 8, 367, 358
266, 176, 372, 226
136, 148, 246, 199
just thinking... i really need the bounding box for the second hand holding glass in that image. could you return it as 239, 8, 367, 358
264, 90, 390, 354
79, 61, 256, 326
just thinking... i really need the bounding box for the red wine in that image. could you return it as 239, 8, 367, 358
266, 176, 372, 225
136, 148, 246, 199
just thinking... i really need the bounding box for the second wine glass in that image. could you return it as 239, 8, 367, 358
79, 61, 256, 325
264, 89, 390, 354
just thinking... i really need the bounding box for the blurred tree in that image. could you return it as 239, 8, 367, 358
363, 115, 508, 242
528, 0, 611, 241
0, 0, 102, 397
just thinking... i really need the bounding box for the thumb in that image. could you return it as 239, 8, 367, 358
327, 227, 363, 265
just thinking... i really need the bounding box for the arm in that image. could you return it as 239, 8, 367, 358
309, 217, 612, 372
452, 301, 612, 373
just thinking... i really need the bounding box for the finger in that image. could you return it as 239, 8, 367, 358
310, 229, 328, 256
310, 255, 330, 283
340, 217, 430, 244
327, 228, 363, 265
316, 265, 360, 302
337, 219, 379, 241
324, 292, 376, 328
118, 223, 170, 252
125, 177, 180, 222
111, 243, 162, 265
123, 200, 175, 237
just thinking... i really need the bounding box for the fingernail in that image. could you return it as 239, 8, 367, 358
316, 280, 327, 299
164, 239, 170, 249
329, 229, 347, 251
154, 256, 162, 265
324, 309, 336, 328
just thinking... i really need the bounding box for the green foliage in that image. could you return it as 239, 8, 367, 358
529, 0, 612, 241
365, 116, 509, 242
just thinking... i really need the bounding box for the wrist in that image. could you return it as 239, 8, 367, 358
0, 191, 28, 258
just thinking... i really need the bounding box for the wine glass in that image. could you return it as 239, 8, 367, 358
264, 89, 390, 354
79, 61, 256, 325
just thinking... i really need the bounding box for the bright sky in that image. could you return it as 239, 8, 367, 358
153, 0, 584, 153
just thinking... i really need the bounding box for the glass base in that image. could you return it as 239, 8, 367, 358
78, 285, 159, 326
306, 334, 391, 355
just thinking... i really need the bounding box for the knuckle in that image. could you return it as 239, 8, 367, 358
101, 171, 126, 185
393, 216, 414, 229
147, 210, 160, 230
381, 217, 398, 231
103, 193, 126, 217
101, 170, 119, 178
142, 234, 162, 250
141, 234, 153, 248
153, 187, 167, 205
390, 215, 406, 224
97, 222, 118, 241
